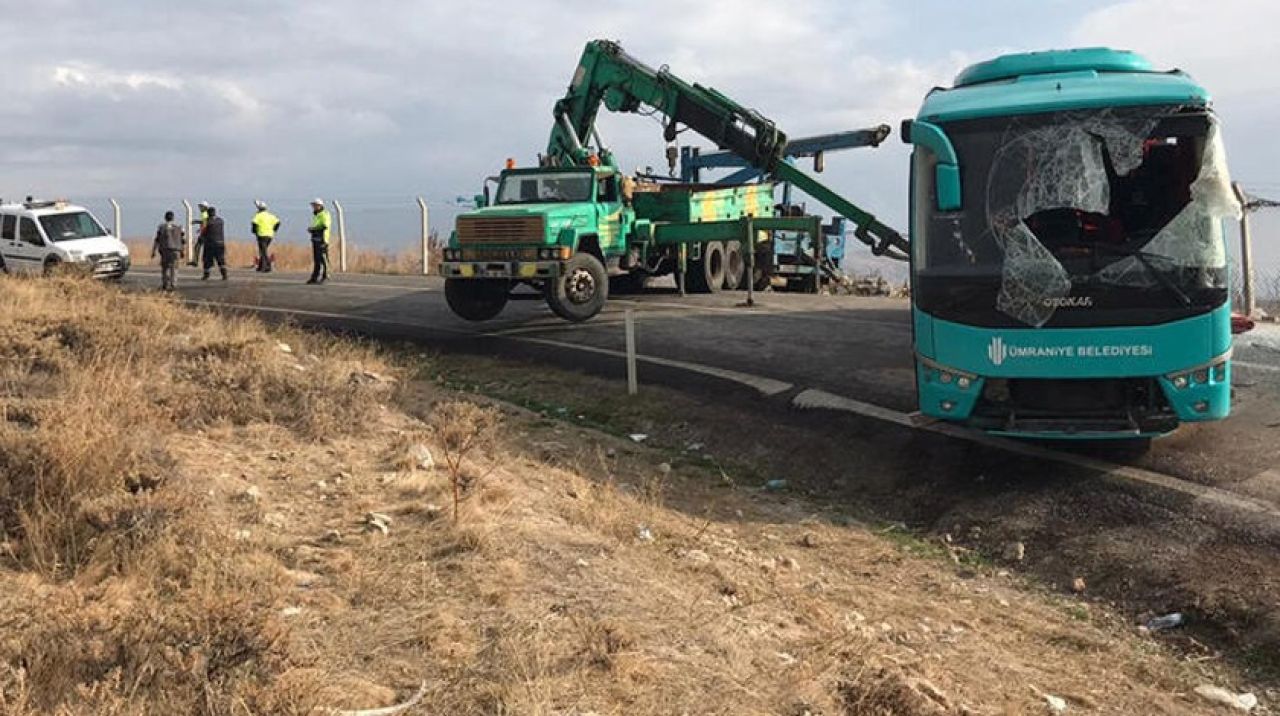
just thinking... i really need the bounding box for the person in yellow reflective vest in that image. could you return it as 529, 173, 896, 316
189, 200, 210, 266
251, 200, 281, 273
306, 198, 332, 284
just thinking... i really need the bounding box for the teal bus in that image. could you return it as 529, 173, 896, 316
902, 49, 1241, 438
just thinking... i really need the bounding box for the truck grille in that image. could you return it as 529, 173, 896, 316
457, 216, 545, 244
461, 248, 538, 261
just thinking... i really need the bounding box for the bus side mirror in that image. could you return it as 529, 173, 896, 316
905, 119, 962, 212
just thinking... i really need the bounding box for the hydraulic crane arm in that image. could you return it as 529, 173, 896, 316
547, 40, 909, 259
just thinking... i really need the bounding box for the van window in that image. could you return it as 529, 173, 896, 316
19, 218, 43, 245
0, 215, 13, 241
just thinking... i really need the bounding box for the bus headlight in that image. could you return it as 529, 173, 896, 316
1167, 352, 1230, 390
918, 356, 977, 391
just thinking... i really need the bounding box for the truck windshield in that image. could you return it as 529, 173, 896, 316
913, 106, 1240, 328
38, 212, 108, 242
496, 172, 593, 204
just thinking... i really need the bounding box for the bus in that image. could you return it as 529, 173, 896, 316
903, 49, 1241, 438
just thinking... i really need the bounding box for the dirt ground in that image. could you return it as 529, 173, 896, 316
0, 278, 1272, 714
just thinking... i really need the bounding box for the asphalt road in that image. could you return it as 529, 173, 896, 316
121, 265, 1280, 507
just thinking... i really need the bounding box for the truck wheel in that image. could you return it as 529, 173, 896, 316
445, 278, 510, 321
546, 252, 608, 322
687, 241, 725, 294
751, 249, 772, 291
609, 271, 649, 295
722, 241, 745, 290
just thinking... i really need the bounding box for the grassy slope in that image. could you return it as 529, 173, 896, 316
0, 278, 1260, 715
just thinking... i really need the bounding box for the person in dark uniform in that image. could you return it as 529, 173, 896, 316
152, 210, 184, 291
200, 206, 228, 281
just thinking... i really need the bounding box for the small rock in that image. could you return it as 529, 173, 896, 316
764, 479, 788, 492
636, 526, 654, 543
781, 556, 799, 570
422, 503, 444, 519
292, 364, 307, 373
234, 529, 252, 541
263, 512, 287, 529
1071, 577, 1087, 594
657, 463, 672, 475
1002, 541, 1026, 562
276, 342, 293, 354
575, 558, 590, 568
1145, 612, 1184, 631
776, 651, 797, 665
800, 533, 819, 548
287, 569, 323, 588
238, 486, 262, 503
280, 606, 303, 618
366, 513, 392, 535
411, 444, 435, 471
1194, 685, 1257, 712
682, 549, 711, 564
604, 447, 617, 458
1044, 694, 1067, 713
321, 529, 344, 544
686, 442, 704, 452
315, 480, 328, 490
628, 433, 648, 443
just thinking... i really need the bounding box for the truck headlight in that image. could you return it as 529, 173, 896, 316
538, 247, 571, 260
442, 249, 461, 261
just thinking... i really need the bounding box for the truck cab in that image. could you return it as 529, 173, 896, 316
441, 165, 633, 321
0, 200, 130, 279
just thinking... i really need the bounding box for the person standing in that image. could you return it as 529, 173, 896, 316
200, 206, 228, 281
251, 200, 280, 272
189, 200, 210, 267
152, 210, 184, 291
306, 198, 331, 284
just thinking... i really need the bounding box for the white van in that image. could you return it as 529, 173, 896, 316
0, 200, 130, 278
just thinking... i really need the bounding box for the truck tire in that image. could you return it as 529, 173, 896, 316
546, 252, 608, 322
722, 241, 746, 290
445, 278, 510, 321
687, 241, 725, 294
609, 270, 649, 295
751, 248, 772, 291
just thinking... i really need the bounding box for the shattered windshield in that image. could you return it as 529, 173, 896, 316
496, 172, 593, 204
914, 106, 1240, 328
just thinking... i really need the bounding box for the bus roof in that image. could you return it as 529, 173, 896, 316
918, 48, 1209, 123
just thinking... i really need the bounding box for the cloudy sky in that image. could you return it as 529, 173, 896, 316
1, 0, 1277, 265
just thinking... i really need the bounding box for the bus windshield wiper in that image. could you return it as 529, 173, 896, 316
1092, 243, 1192, 307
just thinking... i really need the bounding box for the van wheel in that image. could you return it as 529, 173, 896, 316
722, 241, 745, 290
546, 252, 608, 322
445, 278, 510, 321
687, 241, 725, 294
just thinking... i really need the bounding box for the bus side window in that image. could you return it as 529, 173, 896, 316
19, 218, 42, 245
0, 215, 14, 241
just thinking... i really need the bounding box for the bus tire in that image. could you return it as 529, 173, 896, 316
687, 241, 725, 294
546, 252, 608, 322
722, 241, 745, 290
445, 278, 510, 321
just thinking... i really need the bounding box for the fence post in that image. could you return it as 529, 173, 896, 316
1232, 182, 1256, 318
182, 199, 194, 263
624, 308, 638, 395
109, 198, 121, 239
333, 200, 347, 272
417, 196, 430, 275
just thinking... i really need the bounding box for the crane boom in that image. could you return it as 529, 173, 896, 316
547, 40, 909, 259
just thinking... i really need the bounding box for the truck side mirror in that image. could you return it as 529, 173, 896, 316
904, 119, 962, 211
813, 151, 825, 173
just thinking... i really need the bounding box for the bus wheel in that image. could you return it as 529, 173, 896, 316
722, 241, 745, 290
445, 278, 510, 321
546, 252, 608, 322
687, 241, 725, 294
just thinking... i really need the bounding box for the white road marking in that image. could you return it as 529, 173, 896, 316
175, 297, 1280, 525
610, 297, 912, 329
792, 388, 1280, 521
1235, 360, 1280, 374
511, 336, 794, 396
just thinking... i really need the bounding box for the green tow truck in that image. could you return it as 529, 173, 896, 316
440, 40, 906, 322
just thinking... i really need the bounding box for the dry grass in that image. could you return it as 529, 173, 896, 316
126, 239, 426, 274
0, 275, 1262, 714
